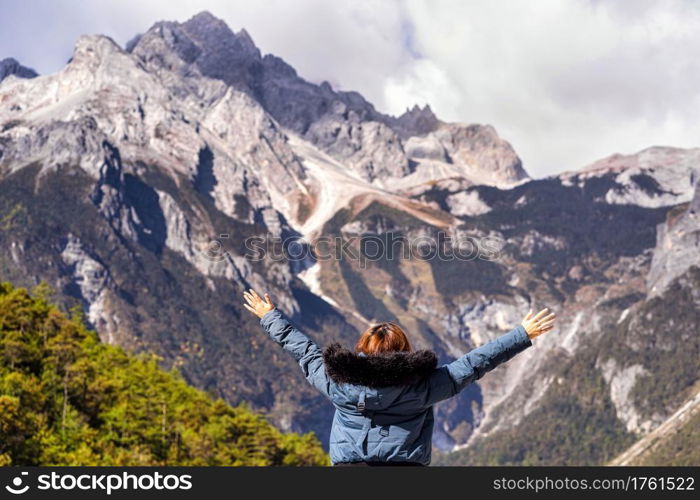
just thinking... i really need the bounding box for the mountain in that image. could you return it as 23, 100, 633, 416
0, 57, 38, 82
0, 281, 327, 466
436, 168, 700, 464
127, 11, 528, 192
1, 11, 698, 463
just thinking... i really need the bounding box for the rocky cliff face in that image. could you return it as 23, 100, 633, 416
647, 178, 700, 297
1, 11, 698, 462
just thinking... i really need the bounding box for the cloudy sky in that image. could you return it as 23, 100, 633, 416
2, 0, 699, 177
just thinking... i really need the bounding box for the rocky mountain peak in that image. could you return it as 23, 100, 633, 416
402, 103, 432, 119
0, 57, 39, 82
182, 10, 262, 62
69, 34, 125, 69
559, 146, 700, 209
183, 10, 225, 28
574, 146, 698, 176
235, 28, 258, 54
119, 12, 529, 189
390, 103, 440, 138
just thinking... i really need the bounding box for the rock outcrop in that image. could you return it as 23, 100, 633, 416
0, 57, 38, 82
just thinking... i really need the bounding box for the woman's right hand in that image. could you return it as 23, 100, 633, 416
521, 307, 556, 339
243, 289, 275, 319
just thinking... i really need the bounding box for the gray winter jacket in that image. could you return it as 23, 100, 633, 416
259, 308, 533, 465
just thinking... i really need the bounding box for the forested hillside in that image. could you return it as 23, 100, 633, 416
0, 282, 328, 466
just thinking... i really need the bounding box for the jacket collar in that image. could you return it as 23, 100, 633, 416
322, 343, 438, 388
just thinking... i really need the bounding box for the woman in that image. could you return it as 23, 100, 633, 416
243, 289, 555, 466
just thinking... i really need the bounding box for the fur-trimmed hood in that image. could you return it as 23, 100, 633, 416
322, 343, 438, 388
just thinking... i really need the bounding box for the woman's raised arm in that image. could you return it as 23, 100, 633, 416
243, 289, 333, 399
420, 307, 555, 406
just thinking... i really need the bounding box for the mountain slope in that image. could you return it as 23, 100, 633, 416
608, 382, 700, 466
435, 178, 700, 464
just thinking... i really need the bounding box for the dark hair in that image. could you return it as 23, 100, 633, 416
355, 322, 411, 355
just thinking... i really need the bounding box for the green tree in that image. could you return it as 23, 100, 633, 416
0, 281, 328, 466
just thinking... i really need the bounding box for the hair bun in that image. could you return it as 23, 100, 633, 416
370, 324, 386, 337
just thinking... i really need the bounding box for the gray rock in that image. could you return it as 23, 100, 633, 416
387, 104, 441, 139
0, 57, 38, 82
647, 179, 700, 297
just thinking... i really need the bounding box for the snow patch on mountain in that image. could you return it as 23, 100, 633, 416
446, 190, 492, 217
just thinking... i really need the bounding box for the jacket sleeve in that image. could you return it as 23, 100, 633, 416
259, 308, 333, 399
422, 324, 533, 406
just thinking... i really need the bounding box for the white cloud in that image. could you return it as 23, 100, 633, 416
387, 0, 700, 175
2, 0, 699, 177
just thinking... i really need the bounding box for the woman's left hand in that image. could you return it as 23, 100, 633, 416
521, 307, 556, 339
243, 289, 275, 318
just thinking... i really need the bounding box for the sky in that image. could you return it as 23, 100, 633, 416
1, 0, 699, 177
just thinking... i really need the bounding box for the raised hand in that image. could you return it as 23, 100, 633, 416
243, 289, 275, 319
521, 307, 556, 339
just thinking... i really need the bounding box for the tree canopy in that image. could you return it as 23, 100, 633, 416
0, 282, 328, 466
